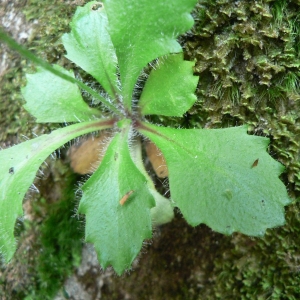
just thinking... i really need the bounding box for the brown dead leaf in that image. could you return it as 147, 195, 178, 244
68, 134, 169, 177
145, 140, 168, 178
68, 133, 110, 174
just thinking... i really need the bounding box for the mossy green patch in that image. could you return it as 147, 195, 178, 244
31, 177, 82, 299
199, 202, 300, 299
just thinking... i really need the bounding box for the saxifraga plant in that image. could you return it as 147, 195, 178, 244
0, 0, 291, 275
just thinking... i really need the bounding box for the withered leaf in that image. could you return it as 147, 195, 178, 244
145, 140, 168, 178
68, 132, 110, 174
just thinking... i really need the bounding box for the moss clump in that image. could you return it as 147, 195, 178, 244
27, 175, 83, 300
196, 202, 300, 300
0, 51, 34, 146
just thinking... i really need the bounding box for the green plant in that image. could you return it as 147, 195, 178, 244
0, 0, 291, 275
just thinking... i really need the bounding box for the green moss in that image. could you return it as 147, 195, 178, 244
0, 58, 34, 145
26, 174, 83, 299
197, 202, 300, 299
0, 0, 83, 145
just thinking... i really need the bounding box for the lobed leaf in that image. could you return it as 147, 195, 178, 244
78, 122, 155, 275
62, 1, 118, 99
102, 0, 198, 109
139, 122, 291, 237
22, 65, 101, 123
139, 54, 198, 117
0, 119, 114, 262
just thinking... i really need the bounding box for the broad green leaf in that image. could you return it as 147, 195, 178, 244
78, 124, 155, 275
139, 53, 198, 117
0, 119, 114, 262
139, 122, 291, 236
62, 2, 118, 99
102, 0, 198, 109
22, 65, 102, 123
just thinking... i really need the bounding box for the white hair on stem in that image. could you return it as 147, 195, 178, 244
29, 183, 40, 193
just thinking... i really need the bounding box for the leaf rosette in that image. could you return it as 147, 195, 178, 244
0, 0, 291, 275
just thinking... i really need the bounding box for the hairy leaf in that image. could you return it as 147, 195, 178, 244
22, 65, 101, 123
0, 119, 113, 262
78, 123, 155, 275
62, 1, 118, 99
102, 0, 197, 109
139, 54, 198, 117
139, 123, 291, 236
